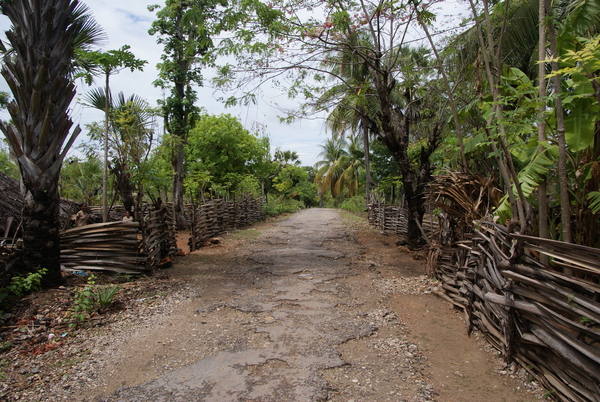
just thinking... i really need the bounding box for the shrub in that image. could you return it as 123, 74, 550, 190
95, 284, 120, 309
70, 275, 120, 325
339, 195, 367, 213
263, 197, 305, 217
0, 268, 47, 316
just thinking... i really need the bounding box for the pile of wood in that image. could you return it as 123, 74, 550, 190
434, 221, 600, 402
60, 207, 178, 274
188, 197, 264, 252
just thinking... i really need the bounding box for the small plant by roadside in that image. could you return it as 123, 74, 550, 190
95, 284, 120, 309
0, 268, 47, 316
70, 274, 120, 327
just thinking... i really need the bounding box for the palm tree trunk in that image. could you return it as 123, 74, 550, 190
103, 73, 110, 222
21, 180, 62, 286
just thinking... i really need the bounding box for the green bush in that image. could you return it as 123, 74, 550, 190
339, 195, 368, 213
0, 268, 47, 315
263, 197, 304, 217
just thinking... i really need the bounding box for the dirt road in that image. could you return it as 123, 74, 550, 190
78, 208, 542, 401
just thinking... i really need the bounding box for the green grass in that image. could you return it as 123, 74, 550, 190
229, 228, 261, 242
338, 210, 370, 231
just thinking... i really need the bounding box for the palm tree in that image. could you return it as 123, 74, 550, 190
315, 136, 364, 204
315, 137, 347, 206
78, 46, 146, 221
315, 31, 380, 206
0, 0, 104, 286
83, 90, 156, 213
60, 157, 103, 205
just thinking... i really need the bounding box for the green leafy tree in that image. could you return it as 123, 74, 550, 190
148, 0, 235, 228
60, 156, 103, 205
144, 140, 175, 205
272, 164, 317, 207
0, 0, 103, 286
0, 141, 18, 179
185, 113, 270, 199
214, 0, 446, 246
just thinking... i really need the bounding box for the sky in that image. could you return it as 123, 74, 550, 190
0, 0, 468, 168
0, 0, 328, 167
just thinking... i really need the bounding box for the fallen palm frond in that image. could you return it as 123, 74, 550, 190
427, 171, 502, 225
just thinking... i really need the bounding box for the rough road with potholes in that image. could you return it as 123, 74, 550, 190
30, 208, 543, 401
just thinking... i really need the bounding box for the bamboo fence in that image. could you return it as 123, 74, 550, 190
60, 207, 178, 274
188, 197, 264, 252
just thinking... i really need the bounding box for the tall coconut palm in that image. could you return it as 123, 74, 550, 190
315, 137, 348, 204
0, 0, 103, 286
315, 31, 381, 206
315, 136, 364, 204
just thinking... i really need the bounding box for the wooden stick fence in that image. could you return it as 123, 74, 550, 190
188, 197, 264, 252
370, 194, 600, 401
369, 172, 600, 402
434, 221, 600, 402
368, 198, 438, 238
60, 207, 178, 274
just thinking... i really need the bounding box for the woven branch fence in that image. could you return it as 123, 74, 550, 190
367, 198, 438, 239
368, 199, 600, 402
436, 220, 600, 402
60, 207, 178, 274
188, 197, 264, 252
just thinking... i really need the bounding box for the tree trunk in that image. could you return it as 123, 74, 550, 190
547, 5, 572, 244
103, 73, 110, 222
172, 144, 188, 229
362, 120, 373, 208
111, 162, 135, 213
537, 0, 549, 264
21, 177, 62, 286
468, 0, 528, 226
